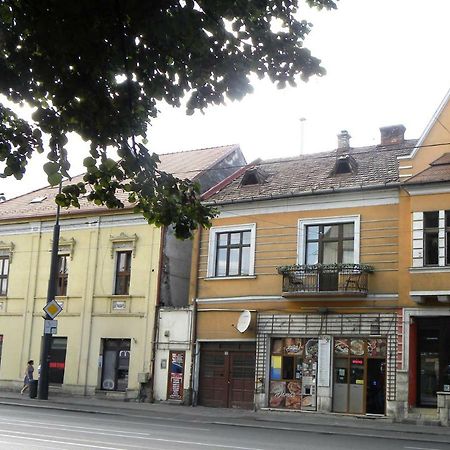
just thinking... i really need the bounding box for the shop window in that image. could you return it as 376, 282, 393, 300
269, 338, 318, 410
423, 211, 439, 266
114, 251, 132, 295
0, 256, 9, 296
101, 338, 131, 391
56, 254, 69, 296
207, 224, 256, 278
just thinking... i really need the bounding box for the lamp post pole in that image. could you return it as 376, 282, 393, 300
38, 182, 62, 400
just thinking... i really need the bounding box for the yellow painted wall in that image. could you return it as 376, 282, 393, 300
0, 212, 161, 395
196, 203, 402, 308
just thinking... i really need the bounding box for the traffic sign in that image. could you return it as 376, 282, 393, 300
44, 319, 58, 335
43, 299, 63, 319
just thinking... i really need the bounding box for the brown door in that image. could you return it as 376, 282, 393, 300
199, 343, 255, 409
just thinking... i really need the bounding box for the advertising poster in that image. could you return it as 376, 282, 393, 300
168, 351, 184, 400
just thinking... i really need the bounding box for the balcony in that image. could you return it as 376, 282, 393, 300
277, 264, 374, 297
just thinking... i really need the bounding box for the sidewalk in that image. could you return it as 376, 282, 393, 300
0, 390, 449, 441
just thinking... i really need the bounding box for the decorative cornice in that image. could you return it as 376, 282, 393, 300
50, 237, 76, 260
110, 232, 138, 258
0, 241, 15, 262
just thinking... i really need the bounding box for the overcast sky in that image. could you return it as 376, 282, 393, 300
1, 0, 449, 200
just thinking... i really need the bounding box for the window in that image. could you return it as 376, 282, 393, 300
56, 255, 69, 296
101, 338, 131, 391
423, 211, 439, 266
305, 223, 354, 265
446, 211, 450, 266
0, 256, 9, 296
207, 224, 256, 278
114, 251, 132, 295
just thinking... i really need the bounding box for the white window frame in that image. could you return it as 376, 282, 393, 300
297, 215, 361, 265
412, 210, 447, 268
206, 223, 256, 278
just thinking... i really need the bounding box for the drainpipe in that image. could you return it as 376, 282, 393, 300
188, 226, 202, 406
149, 226, 165, 402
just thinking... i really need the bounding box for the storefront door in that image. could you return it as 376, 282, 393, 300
198, 342, 255, 409
101, 339, 131, 391
416, 317, 450, 407
333, 338, 386, 414
49, 337, 67, 384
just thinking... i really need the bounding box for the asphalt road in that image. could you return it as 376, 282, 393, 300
0, 404, 448, 450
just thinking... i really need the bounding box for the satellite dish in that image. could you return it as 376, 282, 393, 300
236, 310, 251, 333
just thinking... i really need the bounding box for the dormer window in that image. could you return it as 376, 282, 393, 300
240, 167, 268, 187
30, 195, 47, 204
330, 155, 357, 176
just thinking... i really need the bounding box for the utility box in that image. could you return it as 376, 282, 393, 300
138, 372, 150, 383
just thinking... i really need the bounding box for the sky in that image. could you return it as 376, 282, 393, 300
1, 0, 450, 200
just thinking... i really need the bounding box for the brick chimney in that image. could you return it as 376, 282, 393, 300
379, 125, 406, 146
337, 130, 351, 150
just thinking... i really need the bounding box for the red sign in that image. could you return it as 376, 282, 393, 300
352, 359, 364, 365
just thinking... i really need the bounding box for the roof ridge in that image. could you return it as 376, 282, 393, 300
253, 140, 417, 165
157, 144, 238, 157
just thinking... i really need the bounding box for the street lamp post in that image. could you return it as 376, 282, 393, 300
38, 182, 62, 400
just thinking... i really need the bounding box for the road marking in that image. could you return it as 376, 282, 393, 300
0, 425, 267, 450
405, 447, 444, 450
0, 432, 122, 449
0, 416, 210, 433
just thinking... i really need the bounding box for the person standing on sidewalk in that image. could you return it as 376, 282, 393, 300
20, 360, 34, 395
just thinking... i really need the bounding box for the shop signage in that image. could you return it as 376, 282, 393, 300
352, 359, 364, 365
168, 351, 185, 401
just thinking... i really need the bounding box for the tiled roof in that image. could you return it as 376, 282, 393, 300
0, 144, 239, 222
207, 140, 416, 204
405, 152, 450, 184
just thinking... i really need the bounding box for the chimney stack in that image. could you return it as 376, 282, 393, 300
379, 125, 405, 146
337, 130, 351, 150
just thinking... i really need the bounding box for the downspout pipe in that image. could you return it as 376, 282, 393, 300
188, 226, 202, 406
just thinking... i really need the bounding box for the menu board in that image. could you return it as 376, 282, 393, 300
318, 338, 331, 387
168, 351, 184, 400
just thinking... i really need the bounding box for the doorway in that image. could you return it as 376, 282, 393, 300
101, 338, 131, 391
416, 317, 450, 407
332, 338, 386, 414
49, 337, 67, 384
198, 342, 255, 409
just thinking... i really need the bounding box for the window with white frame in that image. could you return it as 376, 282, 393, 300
298, 216, 360, 265
0, 256, 9, 296
413, 210, 449, 268
207, 224, 256, 277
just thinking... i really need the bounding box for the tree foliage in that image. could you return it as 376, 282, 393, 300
0, 0, 337, 238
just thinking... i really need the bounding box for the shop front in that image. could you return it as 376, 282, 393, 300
257, 312, 398, 415
407, 313, 450, 408
332, 338, 386, 414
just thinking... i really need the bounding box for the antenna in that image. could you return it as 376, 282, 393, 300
299, 117, 306, 155
235, 310, 252, 333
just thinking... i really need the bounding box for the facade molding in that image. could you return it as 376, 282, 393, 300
217, 190, 399, 218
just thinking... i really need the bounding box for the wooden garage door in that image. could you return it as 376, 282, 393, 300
198, 342, 256, 409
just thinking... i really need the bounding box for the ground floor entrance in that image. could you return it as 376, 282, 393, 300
414, 317, 450, 407
332, 338, 386, 414
198, 342, 256, 409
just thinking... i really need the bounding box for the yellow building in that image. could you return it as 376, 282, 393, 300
0, 145, 245, 400
190, 90, 450, 421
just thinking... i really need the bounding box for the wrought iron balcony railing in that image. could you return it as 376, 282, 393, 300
277, 264, 374, 297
